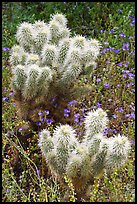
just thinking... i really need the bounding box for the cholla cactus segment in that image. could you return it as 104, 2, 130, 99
38, 130, 54, 156
58, 38, 71, 65
58, 63, 83, 89
12, 65, 27, 92
50, 13, 68, 27
72, 35, 87, 49
53, 124, 78, 151
86, 133, 104, 157
23, 65, 40, 100
34, 26, 51, 54
10, 45, 27, 66
91, 138, 109, 177
64, 47, 83, 66
105, 134, 131, 169
37, 66, 53, 95
84, 108, 109, 140
26, 54, 40, 65
41, 44, 57, 66
16, 22, 34, 52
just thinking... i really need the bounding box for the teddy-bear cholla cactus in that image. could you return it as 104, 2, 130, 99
10, 13, 101, 123
38, 108, 131, 193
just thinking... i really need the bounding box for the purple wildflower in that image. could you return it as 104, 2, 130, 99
6, 189, 10, 193
117, 84, 121, 87
97, 102, 101, 108
103, 42, 109, 45
3, 47, 11, 51
96, 78, 101, 83
122, 43, 130, 51
128, 73, 135, 78
74, 117, 79, 123
122, 73, 127, 78
2, 97, 9, 102
12, 103, 16, 107
131, 139, 135, 145
118, 107, 124, 112
118, 9, 122, 13
41, 117, 45, 122
46, 118, 53, 125
119, 33, 126, 37
112, 114, 118, 119
104, 83, 110, 89
45, 110, 49, 115
64, 108, 70, 113
117, 63, 122, 67
64, 113, 69, 117
74, 113, 80, 118
38, 112, 43, 116
36, 121, 42, 126
68, 100, 77, 105
130, 112, 135, 119
18, 128, 23, 131
100, 29, 104, 33
131, 89, 135, 92
113, 49, 120, 54
113, 129, 117, 134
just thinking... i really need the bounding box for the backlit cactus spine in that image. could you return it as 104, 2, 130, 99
9, 13, 101, 124
39, 108, 131, 194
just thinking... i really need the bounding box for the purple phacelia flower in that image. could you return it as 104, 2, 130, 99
68, 100, 77, 105
119, 33, 126, 37
64, 113, 69, 117
118, 107, 124, 112
122, 42, 130, 51
104, 83, 110, 89
45, 110, 49, 115
2, 97, 9, 102
64, 108, 70, 113
46, 118, 53, 124
38, 112, 43, 116
74, 113, 80, 118
117, 63, 122, 67
74, 117, 79, 123
130, 112, 135, 119
96, 78, 101, 83
112, 114, 118, 119
36, 121, 42, 126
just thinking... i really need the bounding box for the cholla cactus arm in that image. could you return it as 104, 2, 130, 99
12, 65, 27, 92
66, 144, 92, 189
105, 134, 131, 170
58, 63, 83, 89
33, 24, 51, 55
37, 66, 53, 96
23, 65, 40, 100
50, 13, 68, 27
38, 129, 54, 156
86, 133, 104, 157
57, 38, 72, 65
10, 45, 27, 66
91, 138, 109, 177
16, 22, 34, 52
84, 108, 109, 140
25, 54, 40, 65
41, 44, 58, 67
